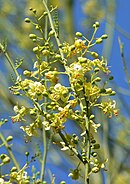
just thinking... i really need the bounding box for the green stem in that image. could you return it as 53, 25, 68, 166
40, 0, 48, 181
82, 27, 98, 57
0, 132, 20, 171
40, 125, 47, 181
79, 87, 91, 184
42, 0, 66, 64
58, 131, 87, 164
0, 43, 19, 78
85, 100, 91, 184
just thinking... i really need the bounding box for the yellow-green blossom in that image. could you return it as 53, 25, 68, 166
28, 81, 46, 100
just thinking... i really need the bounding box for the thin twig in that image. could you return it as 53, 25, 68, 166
58, 130, 87, 165
40, 0, 48, 181
0, 43, 19, 78
0, 132, 20, 171
42, 0, 66, 64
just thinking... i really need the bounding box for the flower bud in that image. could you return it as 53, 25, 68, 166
91, 152, 97, 157
42, 50, 50, 56
76, 32, 82, 37
95, 21, 100, 27
33, 46, 39, 53
101, 34, 108, 39
93, 22, 100, 28
33, 39, 37, 42
25, 18, 31, 23
110, 91, 116, 96
33, 9, 36, 14
90, 114, 95, 120
58, 44, 62, 48
15, 91, 20, 95
25, 152, 29, 156
91, 144, 100, 149
78, 57, 87, 63
1, 154, 6, 160
10, 167, 17, 172
95, 77, 101, 82
44, 12, 48, 16
23, 70, 31, 77
55, 54, 61, 59
91, 52, 98, 58
46, 114, 51, 119
2, 156, 10, 164
69, 45, 75, 51
60, 181, 66, 184
29, 34, 37, 39
92, 166, 100, 173
105, 88, 112, 94
96, 38, 103, 44
94, 158, 99, 164
6, 136, 13, 142
49, 30, 55, 37
94, 67, 100, 73
109, 76, 114, 80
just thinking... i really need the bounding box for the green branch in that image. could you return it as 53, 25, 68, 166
42, 0, 66, 64
58, 130, 87, 165
0, 132, 20, 171
0, 43, 19, 78
40, 1, 48, 180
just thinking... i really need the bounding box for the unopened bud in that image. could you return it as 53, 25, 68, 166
90, 114, 95, 120
110, 91, 116, 96
33, 46, 39, 53
94, 67, 100, 73
11, 167, 17, 172
91, 144, 100, 149
25, 18, 31, 23
101, 34, 108, 39
78, 57, 87, 63
76, 32, 82, 37
60, 181, 66, 184
6, 136, 13, 142
105, 88, 112, 94
29, 34, 37, 39
23, 70, 31, 77
95, 21, 100, 27
109, 76, 114, 80
49, 30, 55, 37
42, 50, 50, 56
33, 9, 36, 14
92, 167, 100, 173
91, 52, 98, 58
95, 77, 101, 82
44, 12, 48, 16
2, 156, 10, 164
96, 38, 103, 44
